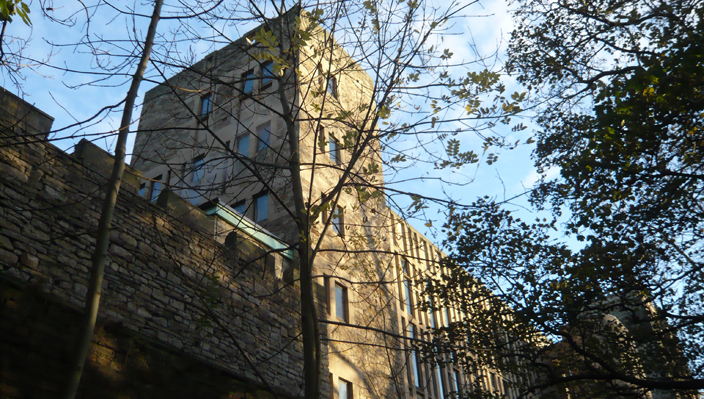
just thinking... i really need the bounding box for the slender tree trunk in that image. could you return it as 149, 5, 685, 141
63, 2, 164, 398
276, 42, 321, 399
282, 96, 321, 399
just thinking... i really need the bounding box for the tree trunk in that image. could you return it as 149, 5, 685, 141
63, 2, 164, 398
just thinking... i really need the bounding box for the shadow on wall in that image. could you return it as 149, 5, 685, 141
0, 280, 279, 399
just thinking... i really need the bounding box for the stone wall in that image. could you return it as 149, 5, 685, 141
0, 113, 309, 397
1, 281, 284, 399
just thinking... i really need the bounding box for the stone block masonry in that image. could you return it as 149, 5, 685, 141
0, 96, 306, 398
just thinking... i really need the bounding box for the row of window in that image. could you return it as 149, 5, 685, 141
243, 60, 274, 95
404, 315, 510, 398
197, 61, 275, 119
397, 254, 514, 399
138, 157, 341, 226
197, 61, 340, 120
233, 122, 270, 156
138, 169, 270, 224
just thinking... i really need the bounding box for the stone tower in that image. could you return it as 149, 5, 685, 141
132, 7, 518, 399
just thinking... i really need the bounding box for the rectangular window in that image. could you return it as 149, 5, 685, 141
199, 93, 212, 117
331, 206, 343, 236
191, 155, 205, 184
232, 200, 246, 215
329, 137, 341, 164
327, 76, 337, 98
257, 123, 270, 152
429, 298, 436, 329
261, 61, 274, 87
150, 175, 163, 203
138, 182, 146, 198
402, 259, 413, 316
436, 365, 445, 399
409, 324, 421, 388
243, 69, 255, 94
254, 192, 268, 222
338, 379, 352, 399
236, 134, 250, 156
452, 371, 461, 394
335, 283, 348, 321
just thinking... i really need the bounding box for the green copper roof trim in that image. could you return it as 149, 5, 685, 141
204, 203, 294, 260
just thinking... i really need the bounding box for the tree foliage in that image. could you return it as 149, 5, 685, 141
431, 0, 704, 397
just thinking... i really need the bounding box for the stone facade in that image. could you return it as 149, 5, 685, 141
130, 8, 516, 399
0, 94, 312, 397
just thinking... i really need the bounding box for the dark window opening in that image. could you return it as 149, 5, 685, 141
327, 76, 337, 98
335, 283, 348, 322
254, 191, 268, 222
261, 61, 274, 87
339, 379, 352, 399
257, 123, 270, 152
232, 200, 246, 216
331, 206, 343, 236
243, 70, 255, 94
329, 137, 341, 164
199, 93, 212, 118
236, 134, 250, 156
150, 175, 163, 203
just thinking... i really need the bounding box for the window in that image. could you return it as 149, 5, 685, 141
409, 324, 422, 388
236, 134, 250, 156
335, 282, 348, 322
254, 191, 268, 222
429, 297, 437, 329
436, 364, 446, 399
327, 76, 337, 98
243, 69, 255, 94
490, 373, 500, 394
452, 371, 461, 395
150, 175, 162, 202
199, 93, 212, 118
402, 259, 413, 316
338, 379, 352, 399
232, 200, 246, 215
331, 206, 343, 236
138, 182, 146, 198
191, 155, 205, 184
329, 136, 341, 164
261, 61, 274, 87
257, 123, 270, 152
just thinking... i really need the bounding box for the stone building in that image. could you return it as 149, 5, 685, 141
0, 8, 518, 399
130, 7, 517, 399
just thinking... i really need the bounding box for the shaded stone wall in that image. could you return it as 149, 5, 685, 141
1, 281, 284, 399
0, 122, 308, 397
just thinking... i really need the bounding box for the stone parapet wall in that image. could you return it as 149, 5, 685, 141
0, 130, 304, 397
0, 88, 54, 142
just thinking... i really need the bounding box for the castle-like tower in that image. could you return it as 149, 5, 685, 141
132, 8, 517, 399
